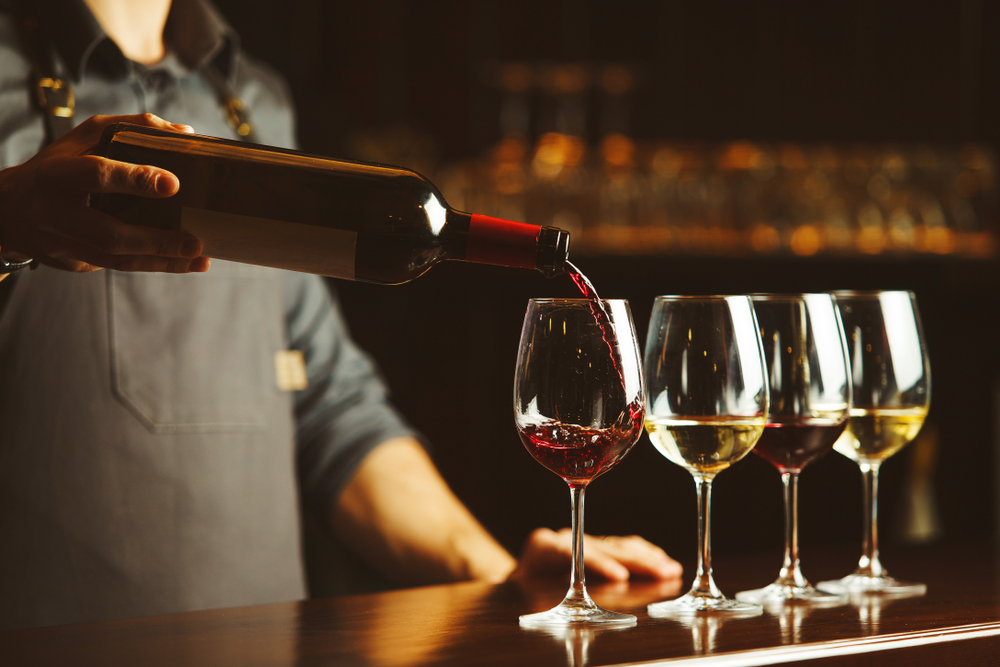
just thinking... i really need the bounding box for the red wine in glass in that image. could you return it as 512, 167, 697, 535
753, 416, 847, 472
514, 297, 643, 626
735, 293, 852, 606
519, 403, 644, 485
521, 262, 642, 486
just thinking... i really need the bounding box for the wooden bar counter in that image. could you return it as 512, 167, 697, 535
2, 549, 998, 666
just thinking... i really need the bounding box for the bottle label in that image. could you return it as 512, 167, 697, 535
181, 207, 356, 279
467, 214, 539, 270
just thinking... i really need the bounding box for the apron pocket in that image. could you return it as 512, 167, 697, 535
107, 262, 271, 433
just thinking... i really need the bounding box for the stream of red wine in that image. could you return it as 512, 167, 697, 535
564, 261, 643, 425
566, 261, 617, 376
565, 260, 601, 302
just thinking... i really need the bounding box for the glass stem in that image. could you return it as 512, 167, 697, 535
778, 470, 807, 587
857, 462, 883, 577
564, 483, 592, 606
691, 475, 722, 599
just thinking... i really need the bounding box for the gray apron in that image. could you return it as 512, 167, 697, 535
0, 261, 306, 630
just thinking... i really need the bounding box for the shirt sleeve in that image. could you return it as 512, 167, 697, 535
285, 272, 423, 516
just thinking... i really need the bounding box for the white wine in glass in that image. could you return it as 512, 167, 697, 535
818, 291, 931, 596
644, 295, 768, 615
834, 407, 928, 464
645, 416, 765, 477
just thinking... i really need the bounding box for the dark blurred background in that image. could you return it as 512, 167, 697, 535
217, 0, 1000, 155
213, 0, 1000, 591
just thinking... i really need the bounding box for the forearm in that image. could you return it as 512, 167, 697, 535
331, 436, 517, 585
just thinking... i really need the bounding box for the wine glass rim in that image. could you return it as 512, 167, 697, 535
652, 294, 750, 301
829, 289, 916, 299
749, 292, 834, 302
527, 298, 629, 304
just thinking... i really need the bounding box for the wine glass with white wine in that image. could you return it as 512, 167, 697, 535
644, 295, 769, 615
818, 291, 931, 596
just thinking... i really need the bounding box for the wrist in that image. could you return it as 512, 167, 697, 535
452, 529, 517, 582
0, 248, 36, 274
0, 249, 31, 263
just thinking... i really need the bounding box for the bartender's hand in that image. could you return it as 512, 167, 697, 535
0, 113, 207, 279
332, 437, 683, 586
509, 527, 683, 582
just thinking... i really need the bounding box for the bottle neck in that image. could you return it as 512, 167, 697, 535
445, 212, 570, 275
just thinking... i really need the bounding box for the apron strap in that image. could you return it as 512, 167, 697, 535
10, 3, 75, 144
9, 0, 256, 146
201, 62, 258, 143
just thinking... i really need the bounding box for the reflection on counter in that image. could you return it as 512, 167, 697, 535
762, 600, 817, 646
672, 614, 723, 655
850, 589, 925, 637
523, 624, 633, 667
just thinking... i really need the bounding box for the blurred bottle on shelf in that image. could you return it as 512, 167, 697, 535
439, 59, 998, 259
594, 64, 659, 253
498, 62, 533, 139
528, 63, 593, 244
536, 62, 590, 137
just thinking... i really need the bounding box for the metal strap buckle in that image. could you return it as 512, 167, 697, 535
223, 97, 253, 138
0, 255, 38, 274
35, 77, 74, 118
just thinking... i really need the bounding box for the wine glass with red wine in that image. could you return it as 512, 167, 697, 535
644, 295, 768, 615
514, 298, 645, 627
735, 294, 851, 606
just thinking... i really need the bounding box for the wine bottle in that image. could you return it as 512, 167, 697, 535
90, 124, 570, 283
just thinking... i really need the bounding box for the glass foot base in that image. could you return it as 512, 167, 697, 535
648, 592, 763, 616
736, 582, 847, 606
817, 574, 926, 596
520, 603, 636, 628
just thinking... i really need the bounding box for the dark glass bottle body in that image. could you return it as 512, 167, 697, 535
91, 124, 569, 283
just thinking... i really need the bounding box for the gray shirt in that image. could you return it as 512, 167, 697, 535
0, 0, 417, 630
